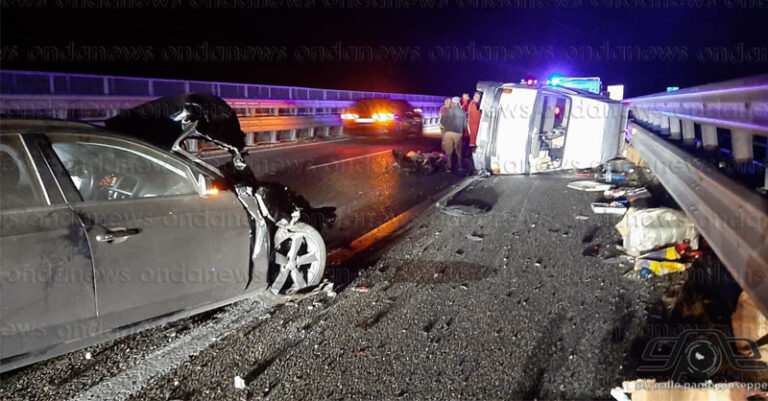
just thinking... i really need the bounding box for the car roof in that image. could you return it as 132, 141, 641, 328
0, 117, 107, 135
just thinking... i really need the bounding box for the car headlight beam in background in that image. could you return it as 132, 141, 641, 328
372, 112, 395, 121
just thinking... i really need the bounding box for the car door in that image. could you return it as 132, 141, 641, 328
0, 133, 97, 369
44, 132, 252, 331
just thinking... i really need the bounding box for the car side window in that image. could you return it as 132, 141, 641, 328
48, 134, 199, 202
0, 134, 48, 210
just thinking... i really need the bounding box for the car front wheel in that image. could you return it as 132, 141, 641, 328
269, 223, 326, 294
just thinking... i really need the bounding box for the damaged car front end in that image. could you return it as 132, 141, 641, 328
106, 93, 336, 295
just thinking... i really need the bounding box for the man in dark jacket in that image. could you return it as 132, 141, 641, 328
440, 97, 468, 172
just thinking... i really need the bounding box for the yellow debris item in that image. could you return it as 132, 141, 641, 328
634, 259, 690, 275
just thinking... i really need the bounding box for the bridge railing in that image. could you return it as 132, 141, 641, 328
0, 70, 446, 147
624, 74, 768, 318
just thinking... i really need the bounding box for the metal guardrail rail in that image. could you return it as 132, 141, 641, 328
0, 70, 446, 147
625, 75, 768, 318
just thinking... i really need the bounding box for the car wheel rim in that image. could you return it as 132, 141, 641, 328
272, 232, 322, 294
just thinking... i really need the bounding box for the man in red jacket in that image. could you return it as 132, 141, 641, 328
467, 91, 482, 148
460, 93, 470, 111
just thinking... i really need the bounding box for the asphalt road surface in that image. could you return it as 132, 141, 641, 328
1, 136, 720, 400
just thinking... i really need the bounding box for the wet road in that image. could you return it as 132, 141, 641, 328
210, 134, 464, 250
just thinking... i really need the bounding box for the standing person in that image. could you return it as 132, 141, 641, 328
439, 97, 451, 135
460, 93, 470, 111
467, 91, 482, 149
460, 93, 470, 156
440, 97, 467, 173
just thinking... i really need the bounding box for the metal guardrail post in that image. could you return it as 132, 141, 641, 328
681, 119, 696, 143
659, 114, 670, 135
731, 129, 754, 162
669, 117, 681, 139
701, 124, 718, 149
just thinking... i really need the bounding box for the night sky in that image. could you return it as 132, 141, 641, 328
1, 0, 766, 98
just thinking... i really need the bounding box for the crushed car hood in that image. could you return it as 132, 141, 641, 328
105, 93, 246, 151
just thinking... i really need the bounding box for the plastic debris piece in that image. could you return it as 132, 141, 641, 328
637, 245, 680, 261
615, 208, 699, 256
591, 201, 627, 215
234, 376, 246, 390
85, 352, 92, 360
610, 387, 631, 401
575, 214, 590, 220
567, 180, 613, 192
603, 188, 628, 199
466, 233, 484, 241
634, 258, 690, 276
352, 286, 370, 292
625, 187, 651, 202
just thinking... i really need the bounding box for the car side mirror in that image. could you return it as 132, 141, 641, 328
197, 174, 220, 197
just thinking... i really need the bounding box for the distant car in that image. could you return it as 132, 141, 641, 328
0, 93, 335, 373
341, 98, 423, 137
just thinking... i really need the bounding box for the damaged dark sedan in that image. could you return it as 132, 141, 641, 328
0, 94, 335, 373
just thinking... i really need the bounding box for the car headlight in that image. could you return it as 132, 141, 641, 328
372, 113, 394, 121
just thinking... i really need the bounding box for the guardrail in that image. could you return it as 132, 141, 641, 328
624, 75, 768, 318
0, 70, 446, 148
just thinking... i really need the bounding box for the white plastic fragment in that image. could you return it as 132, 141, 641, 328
610, 387, 630, 401
466, 234, 484, 241
615, 207, 699, 256
591, 202, 627, 215
234, 376, 246, 390
567, 180, 613, 192
84, 352, 92, 360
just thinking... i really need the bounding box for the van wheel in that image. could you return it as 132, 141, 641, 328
269, 223, 326, 295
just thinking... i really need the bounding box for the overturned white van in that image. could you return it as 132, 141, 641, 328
473, 81, 626, 174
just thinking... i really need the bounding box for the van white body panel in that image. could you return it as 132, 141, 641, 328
475, 81, 625, 175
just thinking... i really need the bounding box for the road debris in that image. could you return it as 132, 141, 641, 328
597, 158, 642, 186
633, 258, 690, 276
466, 233, 484, 241
392, 150, 446, 175
603, 187, 651, 202
615, 208, 699, 256
567, 180, 613, 192
352, 285, 370, 292
439, 204, 488, 217
610, 387, 630, 401
234, 376, 246, 390
575, 214, 590, 220
591, 201, 627, 215
84, 352, 92, 360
